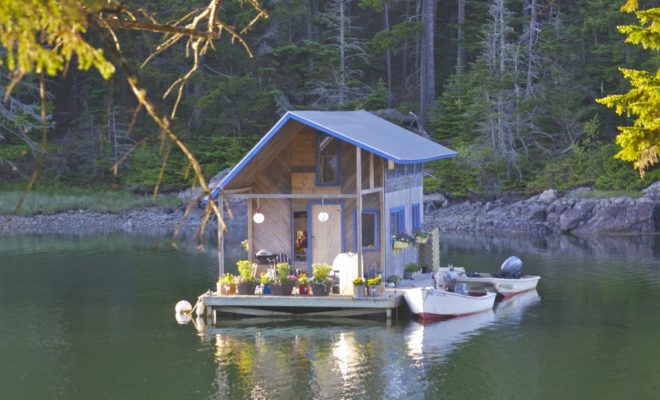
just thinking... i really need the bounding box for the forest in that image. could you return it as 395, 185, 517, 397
0, 0, 658, 198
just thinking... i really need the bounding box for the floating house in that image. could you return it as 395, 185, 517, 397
217, 110, 455, 278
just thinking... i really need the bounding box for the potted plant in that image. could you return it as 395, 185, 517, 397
392, 232, 413, 253
218, 273, 236, 295
386, 274, 401, 287
272, 262, 295, 296
260, 272, 274, 295
216, 273, 236, 295
310, 263, 333, 296
236, 260, 256, 295
414, 230, 431, 245
298, 273, 310, 295
352, 277, 366, 297
404, 262, 420, 279
367, 275, 382, 297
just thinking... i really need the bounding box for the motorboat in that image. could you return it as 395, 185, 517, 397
403, 285, 496, 320
451, 256, 540, 298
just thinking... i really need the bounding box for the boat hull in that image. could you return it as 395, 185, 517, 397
455, 275, 540, 297
403, 288, 497, 320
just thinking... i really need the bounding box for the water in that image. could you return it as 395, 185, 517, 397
1, 233, 659, 399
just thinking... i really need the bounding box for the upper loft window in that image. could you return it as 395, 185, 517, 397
387, 162, 422, 179
316, 134, 341, 185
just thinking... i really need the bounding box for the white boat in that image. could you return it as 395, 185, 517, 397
403, 287, 497, 320
447, 256, 540, 298
455, 273, 540, 297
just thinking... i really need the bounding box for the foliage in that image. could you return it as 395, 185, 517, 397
0, 186, 180, 216
275, 262, 292, 283
219, 273, 235, 285
404, 263, 420, 273
386, 274, 400, 284
298, 273, 309, 285
596, 2, 660, 176
311, 263, 333, 284
352, 277, 365, 286
366, 274, 382, 286
236, 260, 255, 283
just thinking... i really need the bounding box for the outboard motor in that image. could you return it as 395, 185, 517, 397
500, 256, 523, 278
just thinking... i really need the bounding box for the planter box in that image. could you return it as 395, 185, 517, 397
353, 286, 366, 298
298, 284, 310, 295
271, 282, 294, 296
236, 282, 256, 295
310, 283, 331, 296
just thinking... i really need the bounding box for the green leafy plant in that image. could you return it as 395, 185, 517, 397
311, 263, 333, 285
276, 262, 292, 283
218, 273, 235, 285
352, 277, 366, 286
298, 273, 309, 285
386, 275, 401, 284
260, 273, 274, 285
236, 260, 255, 283
405, 263, 421, 273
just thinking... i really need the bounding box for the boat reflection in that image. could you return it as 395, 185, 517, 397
404, 309, 496, 364
494, 289, 540, 323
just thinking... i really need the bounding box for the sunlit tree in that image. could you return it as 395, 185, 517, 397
597, 0, 660, 176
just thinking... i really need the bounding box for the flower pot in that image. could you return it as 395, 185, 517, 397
310, 283, 330, 296
353, 286, 366, 298
261, 284, 272, 295
217, 282, 224, 295
403, 271, 414, 280
236, 282, 256, 295
228, 283, 236, 295
368, 285, 379, 297
421, 266, 432, 273
298, 284, 309, 295
271, 283, 294, 296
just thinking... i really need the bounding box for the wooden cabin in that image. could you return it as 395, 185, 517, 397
217, 111, 455, 278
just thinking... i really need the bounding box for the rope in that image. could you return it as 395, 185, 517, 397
185, 289, 211, 316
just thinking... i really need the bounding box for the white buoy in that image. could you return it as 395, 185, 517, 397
175, 313, 192, 325
175, 300, 193, 314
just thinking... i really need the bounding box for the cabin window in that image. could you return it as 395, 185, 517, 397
412, 203, 421, 233
316, 134, 341, 185
389, 206, 405, 238
292, 211, 308, 262
354, 209, 379, 252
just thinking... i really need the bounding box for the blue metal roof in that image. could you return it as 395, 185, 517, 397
220, 110, 456, 189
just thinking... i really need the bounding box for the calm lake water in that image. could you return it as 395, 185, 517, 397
1, 233, 659, 399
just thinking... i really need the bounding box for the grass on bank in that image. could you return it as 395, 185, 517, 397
0, 186, 182, 216
576, 190, 644, 200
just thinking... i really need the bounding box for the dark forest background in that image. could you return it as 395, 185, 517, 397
1, 0, 658, 197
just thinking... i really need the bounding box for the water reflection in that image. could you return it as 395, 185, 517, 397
405, 310, 496, 364
494, 289, 541, 323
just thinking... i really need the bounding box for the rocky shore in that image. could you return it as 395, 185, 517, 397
1, 183, 658, 237
425, 181, 660, 235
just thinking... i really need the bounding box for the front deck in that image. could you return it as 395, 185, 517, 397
203, 292, 405, 322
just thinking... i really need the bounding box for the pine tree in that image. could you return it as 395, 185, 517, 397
597, 1, 660, 176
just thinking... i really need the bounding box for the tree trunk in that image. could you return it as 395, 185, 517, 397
307, 0, 319, 41
419, 0, 435, 131
384, 2, 393, 108
338, 0, 346, 105
457, 0, 465, 72
525, 0, 537, 97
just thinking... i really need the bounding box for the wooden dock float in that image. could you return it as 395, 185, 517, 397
203, 293, 405, 322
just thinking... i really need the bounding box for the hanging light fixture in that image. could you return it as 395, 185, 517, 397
318, 198, 329, 222
253, 199, 265, 224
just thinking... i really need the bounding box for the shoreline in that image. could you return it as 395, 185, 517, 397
1, 184, 658, 237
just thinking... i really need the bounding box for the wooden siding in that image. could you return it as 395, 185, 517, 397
383, 185, 423, 277
225, 120, 304, 190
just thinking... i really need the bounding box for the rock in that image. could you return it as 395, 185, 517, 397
537, 189, 558, 204
643, 180, 660, 200
424, 192, 449, 208
529, 207, 547, 222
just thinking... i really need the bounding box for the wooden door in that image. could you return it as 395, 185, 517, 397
311, 204, 343, 266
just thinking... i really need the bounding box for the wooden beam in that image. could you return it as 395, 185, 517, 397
219, 307, 293, 317
361, 187, 384, 195
217, 195, 225, 278
369, 152, 374, 189
356, 147, 363, 278
223, 187, 251, 194
224, 193, 357, 200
